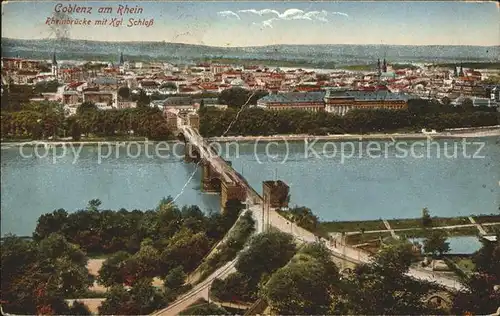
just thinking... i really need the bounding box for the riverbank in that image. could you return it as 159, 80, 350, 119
320, 214, 500, 234
208, 126, 500, 143
2, 126, 499, 147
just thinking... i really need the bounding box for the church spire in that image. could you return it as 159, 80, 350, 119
119, 51, 124, 66
459, 63, 464, 77
377, 58, 381, 76
52, 51, 57, 65
382, 58, 387, 73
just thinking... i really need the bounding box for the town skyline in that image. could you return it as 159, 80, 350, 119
2, 1, 499, 47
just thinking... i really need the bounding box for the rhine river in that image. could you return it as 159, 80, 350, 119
1, 137, 499, 237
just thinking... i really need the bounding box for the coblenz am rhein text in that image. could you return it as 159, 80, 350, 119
46, 4, 154, 27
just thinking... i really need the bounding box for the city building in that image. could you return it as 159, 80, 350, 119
324, 89, 408, 115
83, 91, 117, 108
256, 91, 326, 112
256, 89, 409, 115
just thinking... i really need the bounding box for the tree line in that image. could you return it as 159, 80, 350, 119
1, 101, 172, 140
1, 198, 245, 315
208, 230, 499, 315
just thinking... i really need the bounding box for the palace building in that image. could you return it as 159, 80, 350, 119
324, 89, 408, 116
256, 88, 409, 116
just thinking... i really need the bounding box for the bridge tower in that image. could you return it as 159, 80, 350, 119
221, 182, 247, 214
262, 180, 290, 231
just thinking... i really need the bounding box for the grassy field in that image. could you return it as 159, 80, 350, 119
388, 216, 470, 230
399, 226, 479, 239
346, 231, 392, 245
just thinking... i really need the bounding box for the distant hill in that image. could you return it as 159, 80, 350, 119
2, 37, 499, 66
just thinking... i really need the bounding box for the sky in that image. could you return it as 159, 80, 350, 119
2, 1, 499, 47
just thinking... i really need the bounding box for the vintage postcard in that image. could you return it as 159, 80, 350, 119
1, 1, 499, 315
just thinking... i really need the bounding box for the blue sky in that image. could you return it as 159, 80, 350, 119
2, 1, 499, 46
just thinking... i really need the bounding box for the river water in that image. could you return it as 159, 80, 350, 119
1, 137, 499, 236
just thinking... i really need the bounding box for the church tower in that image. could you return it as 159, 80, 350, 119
377, 59, 381, 76
453, 65, 458, 77
119, 51, 125, 74
459, 63, 464, 77
51, 52, 58, 78
382, 58, 387, 73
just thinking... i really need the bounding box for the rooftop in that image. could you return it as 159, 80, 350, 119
94, 77, 118, 85
258, 91, 326, 104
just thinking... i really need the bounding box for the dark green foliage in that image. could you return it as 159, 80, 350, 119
337, 240, 445, 315
262, 243, 340, 315
211, 231, 296, 302
67, 301, 92, 315
286, 206, 320, 233
451, 236, 500, 315
198, 211, 256, 281
178, 298, 229, 315
199, 99, 498, 137
423, 230, 451, 257
98, 280, 166, 315
218, 87, 268, 108
1, 101, 172, 140
163, 266, 186, 291
33, 80, 60, 93
32, 198, 241, 293
422, 207, 432, 227
0, 234, 93, 315
118, 86, 131, 100
235, 231, 296, 279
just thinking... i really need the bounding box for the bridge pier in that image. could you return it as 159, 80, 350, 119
201, 161, 220, 192
184, 142, 201, 163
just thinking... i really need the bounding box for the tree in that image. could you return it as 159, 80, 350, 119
99, 280, 166, 315
452, 236, 500, 315
178, 298, 228, 315
423, 230, 450, 258
262, 243, 339, 315
76, 101, 98, 115
33, 208, 68, 240
461, 98, 474, 111
163, 266, 186, 291
218, 87, 255, 108
235, 231, 296, 280
86, 199, 102, 212
98, 251, 132, 287
422, 207, 432, 227
1, 235, 92, 315
288, 206, 319, 232
338, 240, 443, 315
70, 121, 82, 140
67, 301, 92, 315
211, 272, 251, 302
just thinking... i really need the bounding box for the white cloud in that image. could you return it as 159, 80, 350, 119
217, 10, 240, 20
236, 8, 349, 28
331, 11, 350, 18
